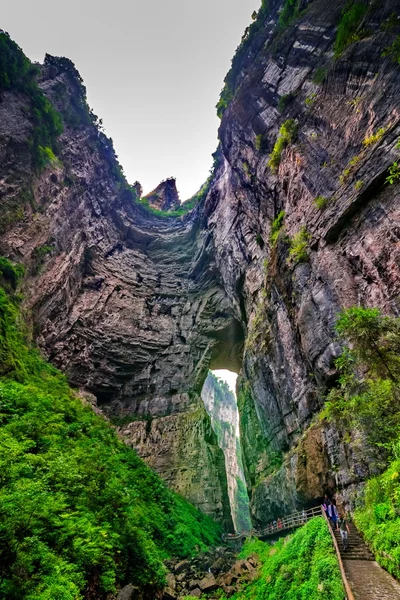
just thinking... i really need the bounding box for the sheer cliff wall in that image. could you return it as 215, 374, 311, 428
1, 0, 400, 528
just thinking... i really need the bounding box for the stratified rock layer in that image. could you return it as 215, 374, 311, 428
1, 0, 400, 527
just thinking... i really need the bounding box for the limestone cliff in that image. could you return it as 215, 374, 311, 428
1, 0, 400, 529
201, 372, 251, 531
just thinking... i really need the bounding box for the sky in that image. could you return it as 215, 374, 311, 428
213, 370, 238, 396
3, 0, 258, 200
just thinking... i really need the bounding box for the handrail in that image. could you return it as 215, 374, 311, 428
223, 505, 323, 542
322, 509, 355, 600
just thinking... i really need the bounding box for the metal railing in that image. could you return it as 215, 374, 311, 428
222, 505, 323, 542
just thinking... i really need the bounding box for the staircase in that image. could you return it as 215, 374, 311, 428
330, 521, 400, 600
333, 523, 374, 561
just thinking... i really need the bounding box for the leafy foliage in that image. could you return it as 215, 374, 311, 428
287, 227, 310, 266
0, 32, 63, 172
268, 119, 298, 172
334, 2, 368, 57
0, 271, 221, 599
314, 195, 330, 210
382, 35, 400, 65
219, 518, 344, 600
386, 161, 400, 185
269, 211, 285, 246
354, 442, 400, 579
323, 308, 400, 460
278, 0, 302, 30
362, 127, 387, 147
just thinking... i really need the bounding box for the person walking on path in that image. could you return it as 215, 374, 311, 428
338, 513, 351, 551
328, 501, 339, 530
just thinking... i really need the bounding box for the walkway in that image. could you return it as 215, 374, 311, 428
333, 523, 400, 599
222, 506, 322, 543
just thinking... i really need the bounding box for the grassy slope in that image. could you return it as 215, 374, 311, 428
225, 517, 345, 600
0, 262, 221, 600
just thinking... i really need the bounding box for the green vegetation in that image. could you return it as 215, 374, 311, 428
216, 0, 270, 118
278, 0, 302, 30
354, 180, 363, 191
382, 35, 400, 65
287, 227, 310, 266
314, 195, 330, 210
354, 442, 400, 580
255, 133, 267, 153
219, 518, 344, 600
386, 161, 400, 185
278, 92, 296, 112
234, 478, 252, 531
323, 307, 400, 461
305, 93, 317, 107
269, 210, 285, 246
312, 67, 327, 86
0, 260, 221, 599
268, 119, 298, 172
362, 127, 387, 147
339, 154, 361, 184
334, 2, 368, 57
0, 33, 63, 172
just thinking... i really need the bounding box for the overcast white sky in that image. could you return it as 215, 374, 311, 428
4, 0, 258, 200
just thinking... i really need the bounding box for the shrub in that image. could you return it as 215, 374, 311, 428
0, 32, 63, 172
362, 127, 387, 147
268, 119, 298, 172
386, 162, 400, 185
269, 210, 285, 246
287, 226, 310, 266
222, 518, 344, 600
279, 0, 302, 30
334, 3, 368, 57
382, 35, 400, 65
312, 67, 327, 85
255, 133, 267, 152
0, 277, 221, 598
305, 93, 317, 106
339, 154, 361, 184
278, 92, 295, 112
314, 195, 330, 210
354, 180, 363, 190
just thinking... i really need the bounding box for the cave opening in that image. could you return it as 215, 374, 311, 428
201, 367, 251, 532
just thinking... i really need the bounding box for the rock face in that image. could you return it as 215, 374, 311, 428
201, 372, 251, 531
143, 178, 180, 211
1, 0, 400, 528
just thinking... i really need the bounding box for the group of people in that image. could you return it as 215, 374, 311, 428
322, 496, 351, 551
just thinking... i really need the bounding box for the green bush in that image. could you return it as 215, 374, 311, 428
287, 226, 310, 266
278, 92, 295, 112
354, 443, 400, 579
314, 195, 329, 210
268, 119, 298, 172
0, 275, 221, 599
312, 67, 327, 85
334, 3, 368, 57
221, 518, 344, 600
386, 162, 400, 185
269, 210, 285, 246
362, 127, 386, 147
322, 307, 400, 460
0, 32, 63, 172
279, 0, 302, 30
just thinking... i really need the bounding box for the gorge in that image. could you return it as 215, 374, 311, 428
1, 0, 400, 597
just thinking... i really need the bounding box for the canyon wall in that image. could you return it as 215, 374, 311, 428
201, 372, 251, 531
1, 0, 400, 528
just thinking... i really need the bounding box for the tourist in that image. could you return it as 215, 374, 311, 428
277, 518, 282, 529
328, 501, 339, 530
338, 513, 351, 551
